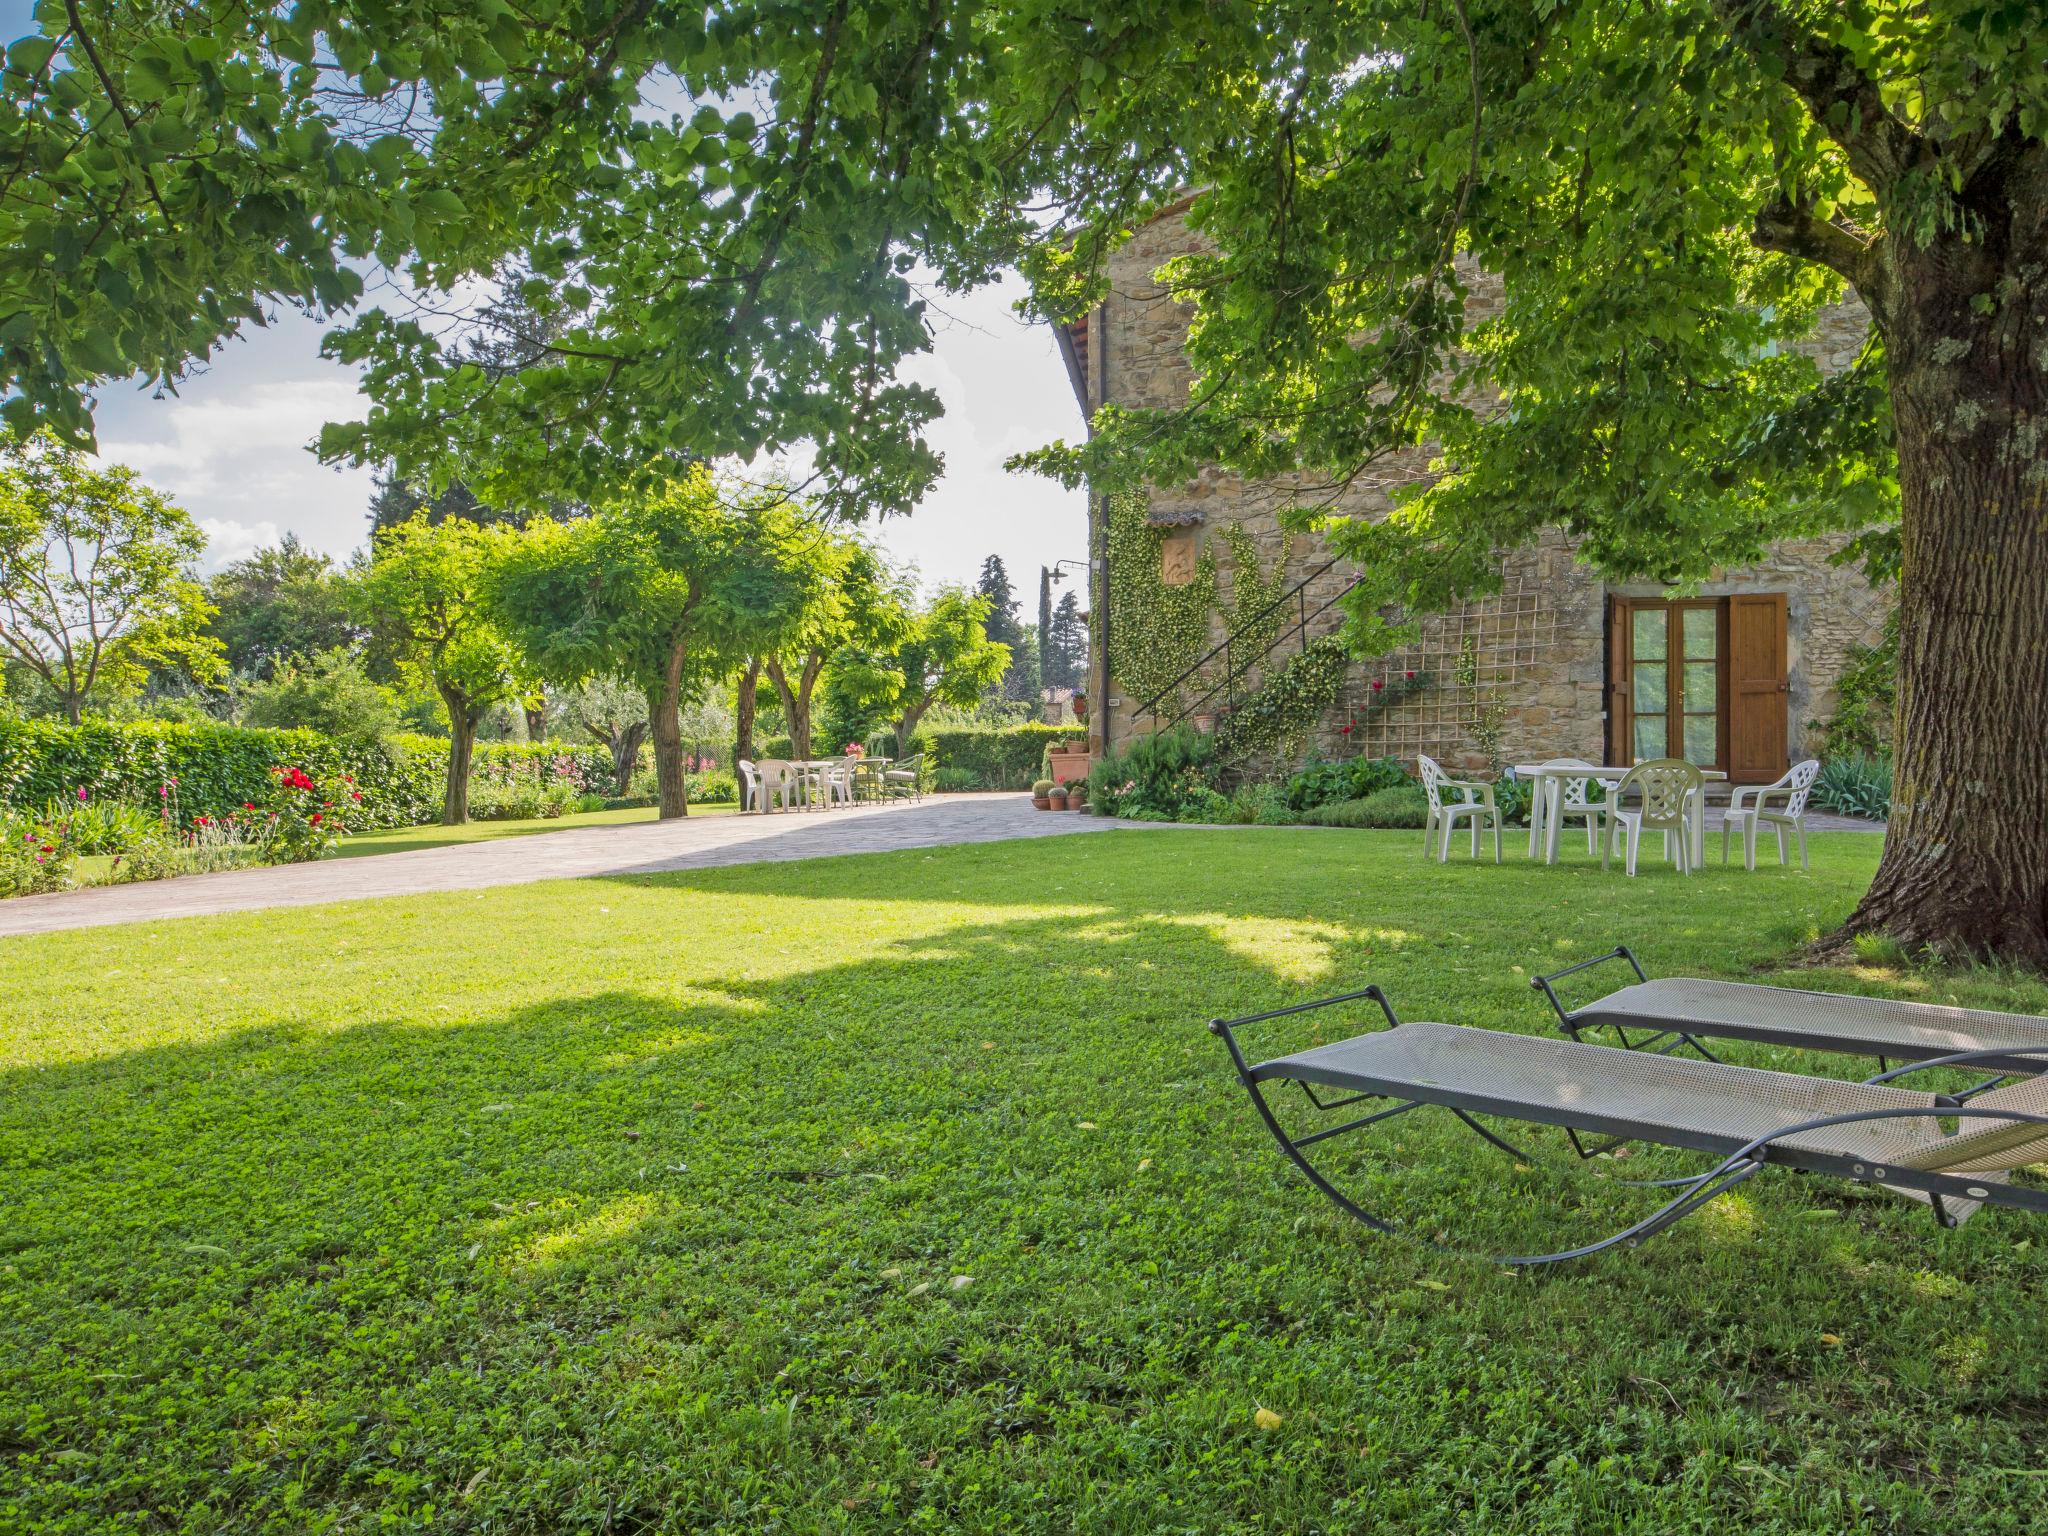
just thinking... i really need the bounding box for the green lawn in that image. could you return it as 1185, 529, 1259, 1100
4, 830, 2045, 1532
327, 802, 738, 859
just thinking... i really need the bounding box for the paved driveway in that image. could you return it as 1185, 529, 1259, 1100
0, 795, 1117, 938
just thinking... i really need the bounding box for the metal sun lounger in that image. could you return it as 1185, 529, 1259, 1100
1211, 985, 2048, 1267
1531, 946, 2048, 1085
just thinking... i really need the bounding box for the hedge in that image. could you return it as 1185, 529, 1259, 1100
0, 719, 622, 829
925, 725, 1085, 791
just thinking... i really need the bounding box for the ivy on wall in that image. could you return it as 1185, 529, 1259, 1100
1220, 523, 1291, 687
1212, 634, 1352, 764
1107, 491, 1302, 715
1104, 489, 1218, 713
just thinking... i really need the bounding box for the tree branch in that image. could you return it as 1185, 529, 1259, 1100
1713, 0, 1923, 190
1751, 195, 1881, 301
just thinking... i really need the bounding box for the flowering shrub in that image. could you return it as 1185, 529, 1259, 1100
254, 764, 351, 862
0, 807, 82, 896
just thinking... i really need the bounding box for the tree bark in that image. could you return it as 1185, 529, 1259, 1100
734, 656, 762, 771
1827, 241, 2048, 966
611, 722, 647, 797
766, 658, 808, 760
523, 702, 546, 742
440, 686, 476, 826
894, 696, 932, 760
649, 649, 692, 819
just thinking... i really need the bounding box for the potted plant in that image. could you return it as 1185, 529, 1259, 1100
1031, 778, 1054, 810
1066, 778, 1089, 811
1047, 783, 1069, 810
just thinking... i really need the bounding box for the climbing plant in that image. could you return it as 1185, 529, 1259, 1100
1104, 489, 1216, 714
1213, 635, 1350, 766
1455, 636, 1508, 773
1220, 524, 1291, 688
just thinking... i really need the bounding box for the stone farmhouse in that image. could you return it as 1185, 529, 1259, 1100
1053, 194, 1891, 785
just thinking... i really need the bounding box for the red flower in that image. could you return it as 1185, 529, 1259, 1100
1371, 679, 1385, 692
309, 813, 323, 825
350, 792, 362, 802
1339, 725, 1352, 736
244, 802, 256, 811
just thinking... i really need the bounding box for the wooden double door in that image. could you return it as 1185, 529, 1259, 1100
1606, 594, 1788, 784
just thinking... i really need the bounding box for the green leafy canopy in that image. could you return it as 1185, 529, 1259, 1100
1007, 0, 2047, 647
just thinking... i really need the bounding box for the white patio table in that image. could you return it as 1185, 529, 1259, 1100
794, 757, 890, 807
1513, 762, 1726, 867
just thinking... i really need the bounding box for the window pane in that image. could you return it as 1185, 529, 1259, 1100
1632, 608, 1666, 661
1633, 716, 1667, 762
1682, 606, 1717, 660
1633, 662, 1667, 714
1683, 661, 1717, 712
1683, 715, 1716, 765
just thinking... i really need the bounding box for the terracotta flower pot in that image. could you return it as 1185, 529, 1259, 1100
1032, 795, 1052, 810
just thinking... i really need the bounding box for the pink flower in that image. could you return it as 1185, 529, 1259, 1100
76, 786, 88, 803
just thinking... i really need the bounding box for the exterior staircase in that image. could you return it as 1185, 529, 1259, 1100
1132, 557, 1362, 732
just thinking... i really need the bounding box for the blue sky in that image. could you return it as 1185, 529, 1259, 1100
6, 5, 1090, 592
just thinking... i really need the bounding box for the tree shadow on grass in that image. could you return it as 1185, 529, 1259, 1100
5, 894, 2047, 1531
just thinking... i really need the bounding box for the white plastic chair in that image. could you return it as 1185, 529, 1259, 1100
756, 759, 801, 813
1602, 758, 1704, 876
1526, 757, 1604, 858
1418, 754, 1501, 864
738, 758, 767, 814
1722, 758, 1820, 871
820, 760, 857, 808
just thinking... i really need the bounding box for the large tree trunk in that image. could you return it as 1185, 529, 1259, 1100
894, 698, 931, 762
766, 659, 809, 760
648, 652, 692, 820
734, 656, 762, 770
1829, 247, 2048, 966
523, 701, 546, 742
440, 687, 476, 826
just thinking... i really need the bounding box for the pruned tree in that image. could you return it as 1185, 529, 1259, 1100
766, 539, 908, 759
842, 589, 1010, 756
0, 435, 220, 722
1019, 3, 2048, 965
353, 516, 522, 824
489, 470, 817, 817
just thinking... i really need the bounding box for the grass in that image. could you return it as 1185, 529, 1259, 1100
3, 828, 2045, 1532
61, 804, 742, 883
324, 802, 737, 859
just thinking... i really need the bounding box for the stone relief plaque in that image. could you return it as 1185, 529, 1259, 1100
1160, 530, 1198, 587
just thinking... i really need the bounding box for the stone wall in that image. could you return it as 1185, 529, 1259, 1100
1085, 206, 1891, 776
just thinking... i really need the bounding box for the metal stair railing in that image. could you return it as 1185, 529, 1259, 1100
1133, 556, 1363, 733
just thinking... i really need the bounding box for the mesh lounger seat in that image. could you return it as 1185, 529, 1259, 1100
1213, 985, 2048, 1266
1532, 946, 2048, 1080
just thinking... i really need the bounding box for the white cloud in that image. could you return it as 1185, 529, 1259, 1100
194, 517, 285, 571
97, 377, 377, 569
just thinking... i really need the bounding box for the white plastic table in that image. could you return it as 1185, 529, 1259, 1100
1513, 762, 1727, 866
